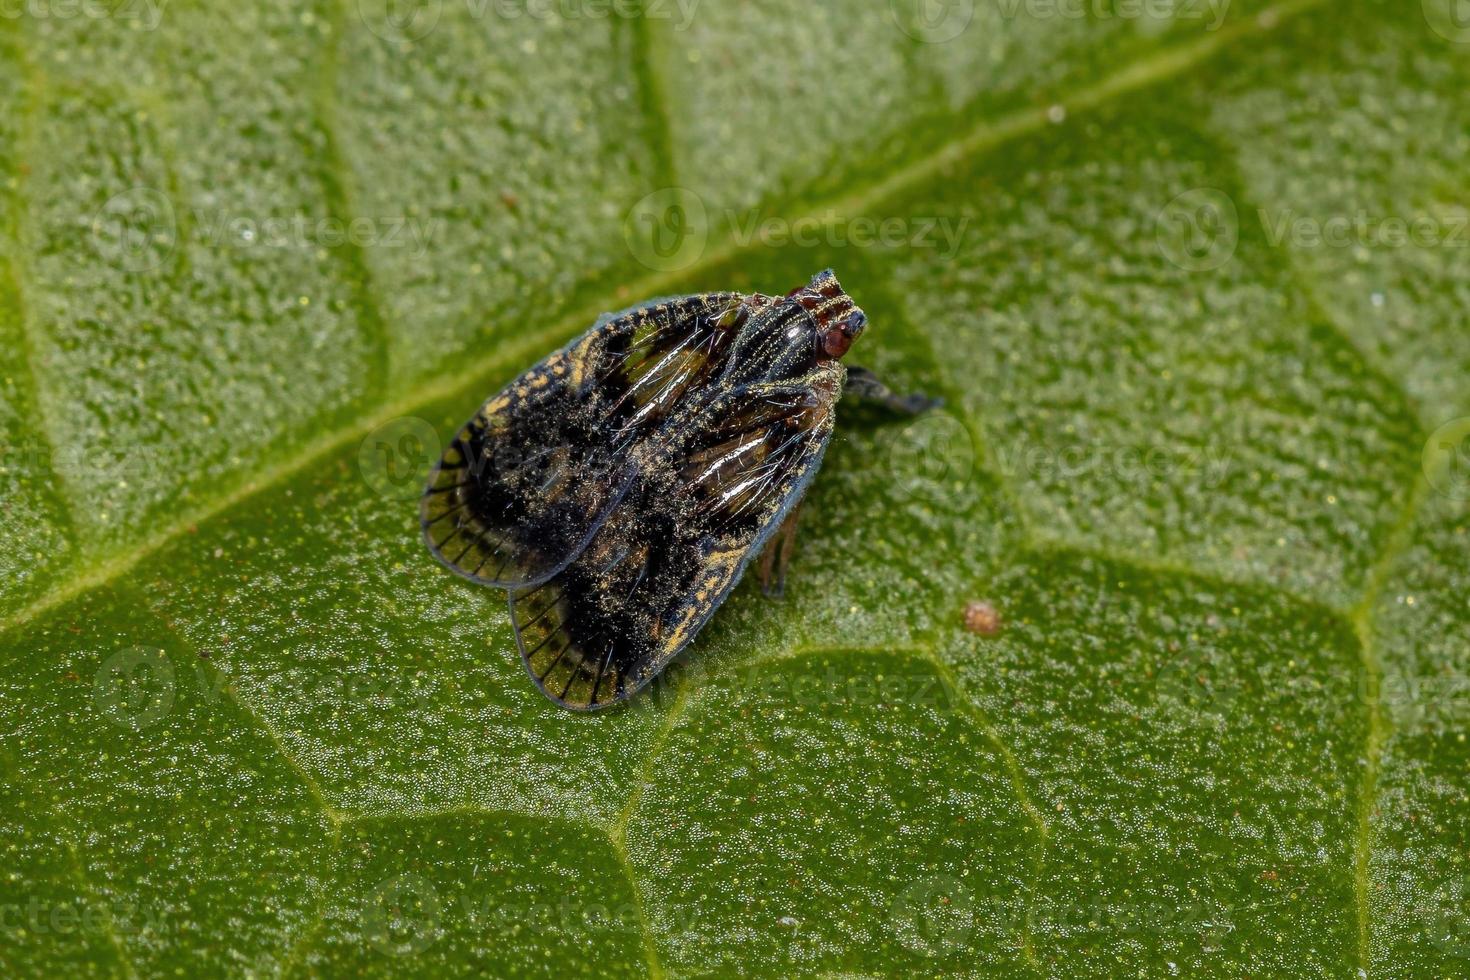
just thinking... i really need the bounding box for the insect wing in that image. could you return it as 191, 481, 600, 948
509, 362, 844, 709
422, 292, 745, 588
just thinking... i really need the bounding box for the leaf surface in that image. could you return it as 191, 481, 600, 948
1, 2, 1465, 976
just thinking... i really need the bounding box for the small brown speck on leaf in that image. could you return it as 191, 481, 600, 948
963, 600, 1001, 636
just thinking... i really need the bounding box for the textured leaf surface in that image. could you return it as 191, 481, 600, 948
1, 1, 1466, 977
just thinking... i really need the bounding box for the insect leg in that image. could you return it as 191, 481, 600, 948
844, 366, 942, 416
759, 503, 802, 599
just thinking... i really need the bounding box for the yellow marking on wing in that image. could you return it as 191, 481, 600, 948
660, 549, 742, 656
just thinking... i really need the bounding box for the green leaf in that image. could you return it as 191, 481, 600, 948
2, 1, 1466, 976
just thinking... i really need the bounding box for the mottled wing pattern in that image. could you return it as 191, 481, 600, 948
422, 292, 748, 588
509, 361, 845, 710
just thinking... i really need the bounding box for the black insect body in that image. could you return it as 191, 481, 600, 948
422, 270, 935, 710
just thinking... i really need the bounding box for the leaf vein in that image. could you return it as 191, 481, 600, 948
4, 43, 80, 547
317, 0, 393, 399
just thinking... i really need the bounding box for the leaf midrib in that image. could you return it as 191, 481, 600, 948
0, 0, 1333, 643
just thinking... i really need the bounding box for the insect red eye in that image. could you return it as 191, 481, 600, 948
822, 327, 852, 359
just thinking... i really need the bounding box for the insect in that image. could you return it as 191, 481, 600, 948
422, 270, 937, 710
